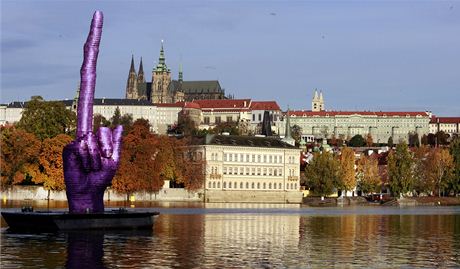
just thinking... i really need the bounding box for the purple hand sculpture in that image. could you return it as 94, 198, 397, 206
63, 11, 123, 213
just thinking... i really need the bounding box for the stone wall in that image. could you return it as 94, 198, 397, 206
1, 186, 203, 202
205, 190, 303, 204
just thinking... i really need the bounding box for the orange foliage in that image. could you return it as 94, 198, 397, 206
0, 126, 41, 187
34, 134, 73, 191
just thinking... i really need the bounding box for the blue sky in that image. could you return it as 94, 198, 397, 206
1, 0, 459, 115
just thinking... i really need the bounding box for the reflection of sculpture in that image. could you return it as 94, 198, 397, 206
63, 11, 123, 213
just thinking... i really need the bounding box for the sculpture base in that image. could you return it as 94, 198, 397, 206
1, 210, 159, 232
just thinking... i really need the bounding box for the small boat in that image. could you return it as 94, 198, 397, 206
1, 208, 159, 232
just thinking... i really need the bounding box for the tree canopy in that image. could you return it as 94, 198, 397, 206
348, 134, 366, 147
305, 151, 341, 197
17, 96, 76, 140
388, 142, 414, 197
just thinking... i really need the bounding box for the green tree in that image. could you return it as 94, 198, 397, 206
366, 133, 374, 147
93, 113, 110, 133
348, 134, 366, 147
1, 126, 41, 187
388, 142, 414, 197
449, 138, 460, 195
339, 147, 356, 196
291, 125, 302, 144
17, 96, 76, 140
413, 145, 432, 195
408, 132, 420, 147
305, 151, 340, 197
110, 107, 122, 126
388, 136, 394, 147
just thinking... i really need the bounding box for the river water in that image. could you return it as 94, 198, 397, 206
1, 201, 459, 268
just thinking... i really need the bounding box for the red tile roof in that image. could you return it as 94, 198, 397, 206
289, 110, 430, 117
430, 117, 460, 124
250, 101, 281, 111
194, 99, 252, 109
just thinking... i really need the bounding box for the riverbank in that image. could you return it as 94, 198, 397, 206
303, 196, 460, 206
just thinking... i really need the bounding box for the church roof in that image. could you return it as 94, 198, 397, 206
192, 134, 297, 149
181, 80, 222, 94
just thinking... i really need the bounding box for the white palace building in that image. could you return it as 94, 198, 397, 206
288, 90, 431, 144
195, 134, 302, 203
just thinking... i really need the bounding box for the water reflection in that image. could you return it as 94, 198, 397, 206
1, 204, 459, 268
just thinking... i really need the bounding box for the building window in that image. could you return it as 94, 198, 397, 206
240, 167, 244, 175
258, 114, 262, 121
269, 168, 272, 176
258, 155, 261, 163
226, 116, 232, 122
208, 182, 212, 188
215, 116, 221, 124
217, 182, 220, 188
252, 114, 255, 121
263, 183, 266, 189
246, 167, 250, 175
252, 168, 255, 175
264, 155, 267, 163
252, 155, 255, 162
257, 182, 260, 189
223, 182, 227, 188
269, 183, 272, 189
269, 155, 272, 163
229, 182, 232, 188
224, 153, 228, 162
257, 168, 261, 175
246, 182, 249, 189
240, 182, 243, 188
246, 154, 250, 162
223, 167, 227, 174
204, 117, 210, 124
252, 182, 255, 189
263, 168, 267, 176
273, 183, 276, 189
274, 169, 277, 176
213, 182, 216, 188
279, 183, 282, 189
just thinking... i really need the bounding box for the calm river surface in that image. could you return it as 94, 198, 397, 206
1, 201, 459, 268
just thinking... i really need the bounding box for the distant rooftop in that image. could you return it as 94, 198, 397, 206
192, 134, 297, 149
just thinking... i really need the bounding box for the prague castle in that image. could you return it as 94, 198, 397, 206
125, 41, 227, 103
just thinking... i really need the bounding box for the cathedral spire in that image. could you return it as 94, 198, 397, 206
178, 62, 183, 82
154, 40, 169, 72
313, 89, 319, 101
129, 54, 136, 73
137, 57, 145, 83
319, 90, 323, 102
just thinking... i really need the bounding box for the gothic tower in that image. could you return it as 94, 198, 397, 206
137, 57, 145, 85
125, 55, 138, 99
311, 89, 325, 112
151, 40, 172, 103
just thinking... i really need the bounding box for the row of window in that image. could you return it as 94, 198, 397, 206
219, 153, 291, 164
208, 181, 298, 190
203, 116, 233, 124
222, 166, 287, 177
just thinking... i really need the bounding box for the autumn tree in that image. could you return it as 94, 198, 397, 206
17, 96, 76, 140
356, 155, 381, 194
413, 145, 432, 195
305, 151, 341, 197
35, 134, 73, 192
449, 138, 460, 195
112, 119, 157, 199
173, 140, 206, 191
339, 147, 356, 196
426, 148, 454, 197
366, 133, 373, 147
1, 126, 41, 187
348, 134, 365, 147
388, 142, 414, 197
